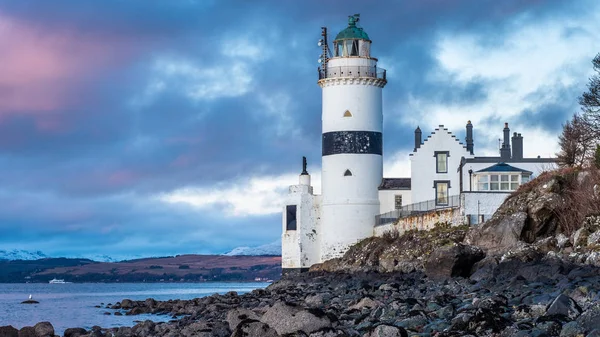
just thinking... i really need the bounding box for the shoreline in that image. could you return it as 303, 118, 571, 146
5, 255, 600, 337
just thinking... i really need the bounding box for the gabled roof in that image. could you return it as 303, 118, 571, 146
378, 178, 411, 190
476, 162, 532, 174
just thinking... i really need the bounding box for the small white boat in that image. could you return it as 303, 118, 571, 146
48, 278, 70, 284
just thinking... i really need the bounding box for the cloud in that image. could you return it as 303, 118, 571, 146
0, 0, 598, 258
159, 170, 322, 217
388, 3, 600, 157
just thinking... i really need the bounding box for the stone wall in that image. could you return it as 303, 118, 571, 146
374, 207, 463, 237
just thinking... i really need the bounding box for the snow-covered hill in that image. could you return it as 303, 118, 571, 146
224, 240, 281, 256
0, 249, 48, 261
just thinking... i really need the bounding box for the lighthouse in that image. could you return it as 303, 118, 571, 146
318, 14, 387, 261
281, 14, 386, 273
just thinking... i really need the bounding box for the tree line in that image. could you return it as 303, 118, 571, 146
558, 53, 600, 168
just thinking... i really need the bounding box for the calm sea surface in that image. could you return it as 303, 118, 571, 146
0, 282, 270, 335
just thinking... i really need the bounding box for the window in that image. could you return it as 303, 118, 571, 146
434, 181, 450, 205
344, 169, 352, 176
394, 195, 402, 210
477, 175, 489, 191
500, 175, 509, 190
476, 173, 528, 191
285, 205, 297, 231
434, 151, 449, 173
510, 175, 519, 190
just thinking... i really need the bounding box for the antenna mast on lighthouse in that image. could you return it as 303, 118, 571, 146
318, 27, 331, 78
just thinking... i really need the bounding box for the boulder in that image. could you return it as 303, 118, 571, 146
261, 301, 331, 335
424, 243, 485, 279
560, 321, 585, 337
0, 326, 18, 337
114, 327, 132, 337
120, 299, 134, 309
546, 294, 582, 320
464, 212, 528, 252
231, 320, 278, 337
348, 297, 379, 310
17, 327, 35, 337
180, 322, 213, 337
64, 328, 87, 337
368, 325, 408, 337
577, 304, 600, 332
226, 307, 261, 330
33, 322, 54, 337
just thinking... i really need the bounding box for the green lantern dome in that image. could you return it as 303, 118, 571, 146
334, 14, 370, 41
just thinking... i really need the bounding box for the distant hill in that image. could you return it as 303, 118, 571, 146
0, 255, 281, 283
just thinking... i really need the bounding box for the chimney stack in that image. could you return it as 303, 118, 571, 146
465, 120, 474, 155
500, 122, 511, 160
414, 126, 422, 152
512, 133, 523, 160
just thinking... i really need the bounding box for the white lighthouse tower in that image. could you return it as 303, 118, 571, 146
318, 14, 387, 261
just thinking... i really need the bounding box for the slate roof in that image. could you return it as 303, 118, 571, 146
476, 162, 533, 174
378, 178, 411, 190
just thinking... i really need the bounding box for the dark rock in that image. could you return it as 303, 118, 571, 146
368, 325, 408, 337
261, 301, 331, 335
231, 319, 278, 337
0, 325, 18, 337
577, 304, 600, 331
120, 299, 134, 309
64, 328, 87, 337
17, 327, 35, 337
464, 212, 528, 252
20, 300, 39, 304
424, 243, 485, 279
226, 307, 261, 330
114, 327, 132, 337
559, 321, 585, 337
33, 322, 54, 337
546, 294, 582, 320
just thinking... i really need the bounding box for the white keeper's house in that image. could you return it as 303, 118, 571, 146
281, 15, 557, 274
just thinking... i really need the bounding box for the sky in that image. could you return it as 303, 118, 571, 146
0, 0, 599, 259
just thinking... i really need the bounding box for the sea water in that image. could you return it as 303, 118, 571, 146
0, 282, 270, 335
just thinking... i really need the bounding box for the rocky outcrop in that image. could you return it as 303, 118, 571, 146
424, 243, 485, 279
313, 223, 469, 274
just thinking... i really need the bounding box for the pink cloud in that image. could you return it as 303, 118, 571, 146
0, 12, 145, 118
107, 170, 140, 187
170, 153, 196, 168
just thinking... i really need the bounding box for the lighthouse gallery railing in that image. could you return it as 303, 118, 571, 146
318, 66, 386, 80
374, 194, 460, 227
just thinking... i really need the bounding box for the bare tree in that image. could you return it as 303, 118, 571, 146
580, 53, 600, 136
557, 114, 596, 167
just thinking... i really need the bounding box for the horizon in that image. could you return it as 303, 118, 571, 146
1, 0, 599, 257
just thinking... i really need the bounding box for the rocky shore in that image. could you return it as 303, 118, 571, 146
4, 253, 600, 337
3, 168, 600, 337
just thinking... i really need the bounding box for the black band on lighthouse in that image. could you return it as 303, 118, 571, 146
322, 131, 382, 156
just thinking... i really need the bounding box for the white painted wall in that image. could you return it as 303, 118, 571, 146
378, 189, 412, 214
461, 192, 511, 224
281, 177, 321, 270
321, 84, 382, 132
410, 126, 473, 204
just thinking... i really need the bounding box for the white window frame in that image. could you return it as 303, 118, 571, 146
475, 172, 531, 192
